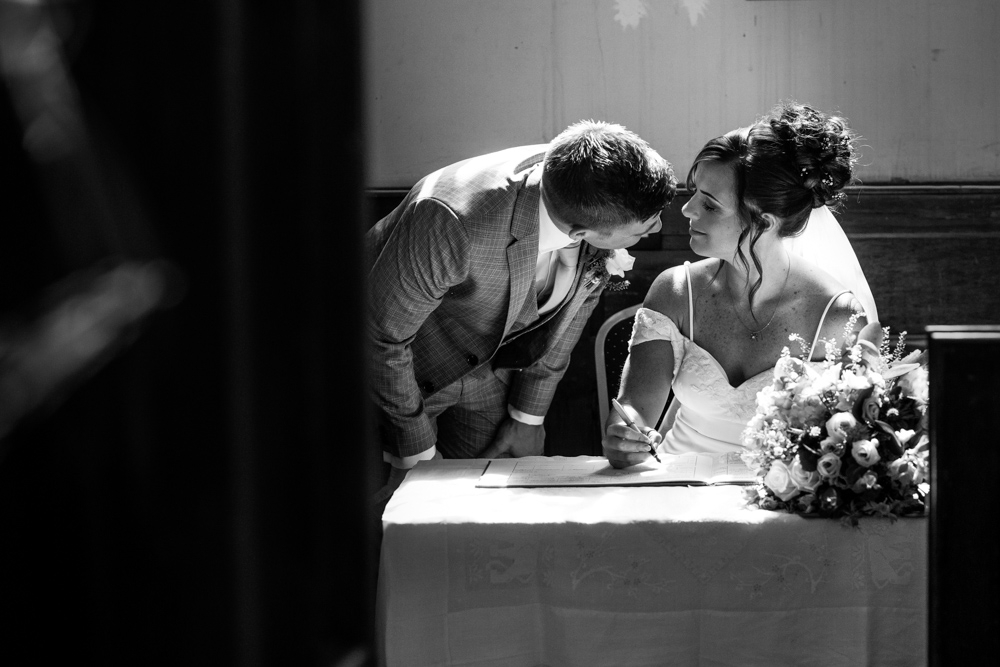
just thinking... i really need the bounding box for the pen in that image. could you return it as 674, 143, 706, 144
610, 398, 661, 463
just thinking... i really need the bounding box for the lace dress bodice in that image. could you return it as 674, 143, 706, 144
628, 263, 848, 455
630, 308, 775, 454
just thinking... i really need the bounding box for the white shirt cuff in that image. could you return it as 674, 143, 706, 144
508, 405, 545, 426
383, 445, 439, 470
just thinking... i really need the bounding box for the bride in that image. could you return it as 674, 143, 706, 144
603, 101, 881, 468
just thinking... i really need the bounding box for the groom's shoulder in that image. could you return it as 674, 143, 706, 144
414, 144, 548, 216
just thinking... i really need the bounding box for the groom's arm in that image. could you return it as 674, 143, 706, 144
505, 281, 604, 422
482, 285, 602, 458
368, 197, 470, 462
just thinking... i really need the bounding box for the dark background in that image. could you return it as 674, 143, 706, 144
0, 2, 374, 665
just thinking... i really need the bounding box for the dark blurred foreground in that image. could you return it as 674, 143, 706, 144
0, 1, 374, 665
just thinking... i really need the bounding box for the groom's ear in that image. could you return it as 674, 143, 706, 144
567, 226, 589, 242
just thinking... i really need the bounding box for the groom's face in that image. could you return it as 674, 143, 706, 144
542, 183, 663, 249
583, 212, 663, 249
681, 161, 742, 259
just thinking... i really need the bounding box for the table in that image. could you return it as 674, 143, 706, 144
377, 458, 926, 667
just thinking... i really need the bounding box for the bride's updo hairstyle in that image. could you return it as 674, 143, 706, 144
686, 101, 858, 308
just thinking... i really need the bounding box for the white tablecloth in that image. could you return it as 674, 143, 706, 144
377, 458, 926, 667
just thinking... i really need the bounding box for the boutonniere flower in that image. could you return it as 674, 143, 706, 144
605, 249, 635, 277
584, 248, 634, 292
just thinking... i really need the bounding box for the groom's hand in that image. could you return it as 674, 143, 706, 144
480, 418, 545, 458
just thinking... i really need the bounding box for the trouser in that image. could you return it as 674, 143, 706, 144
372, 367, 512, 512
373, 367, 517, 562
422, 366, 514, 459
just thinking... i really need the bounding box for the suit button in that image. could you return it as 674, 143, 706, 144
466, 354, 479, 366
418, 380, 435, 393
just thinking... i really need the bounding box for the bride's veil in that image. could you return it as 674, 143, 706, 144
783, 205, 878, 323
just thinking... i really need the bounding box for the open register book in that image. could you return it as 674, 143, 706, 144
476, 452, 756, 488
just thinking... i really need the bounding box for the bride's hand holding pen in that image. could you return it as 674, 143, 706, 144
603, 398, 663, 469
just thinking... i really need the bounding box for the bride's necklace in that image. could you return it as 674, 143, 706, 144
727, 259, 791, 342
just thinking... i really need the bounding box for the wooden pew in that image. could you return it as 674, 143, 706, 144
927, 325, 1000, 666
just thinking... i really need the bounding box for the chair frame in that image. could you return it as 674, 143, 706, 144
594, 303, 642, 433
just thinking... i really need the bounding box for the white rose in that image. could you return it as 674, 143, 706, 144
789, 457, 821, 492
817, 452, 843, 479
851, 439, 881, 468
820, 437, 845, 456
763, 460, 800, 501
605, 249, 635, 277
825, 413, 858, 443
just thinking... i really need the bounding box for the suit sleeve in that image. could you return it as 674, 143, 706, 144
368, 197, 470, 458
505, 281, 604, 419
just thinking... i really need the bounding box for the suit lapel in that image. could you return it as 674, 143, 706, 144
503, 166, 542, 334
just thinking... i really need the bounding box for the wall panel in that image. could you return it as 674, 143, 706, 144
365, 0, 1000, 187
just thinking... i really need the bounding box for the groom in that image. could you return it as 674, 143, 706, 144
367, 120, 675, 487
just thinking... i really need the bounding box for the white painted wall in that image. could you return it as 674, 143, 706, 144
364, 0, 999, 187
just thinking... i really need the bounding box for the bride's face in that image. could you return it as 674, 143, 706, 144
681, 161, 743, 259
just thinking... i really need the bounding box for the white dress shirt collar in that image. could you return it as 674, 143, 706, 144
538, 196, 575, 254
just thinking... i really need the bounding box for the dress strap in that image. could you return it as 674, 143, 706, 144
683, 261, 694, 342
809, 290, 851, 358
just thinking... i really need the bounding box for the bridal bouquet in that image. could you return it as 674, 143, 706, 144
741, 320, 929, 523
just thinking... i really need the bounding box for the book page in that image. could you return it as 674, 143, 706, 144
707, 451, 756, 484
476, 454, 711, 488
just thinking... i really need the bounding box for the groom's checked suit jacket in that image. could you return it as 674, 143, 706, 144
367, 145, 614, 459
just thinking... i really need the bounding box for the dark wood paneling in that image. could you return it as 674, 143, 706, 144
366, 189, 409, 228
634, 188, 1000, 338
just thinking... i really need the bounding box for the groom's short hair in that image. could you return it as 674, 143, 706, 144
542, 120, 676, 232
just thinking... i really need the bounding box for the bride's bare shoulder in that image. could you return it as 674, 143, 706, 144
793, 257, 846, 295
645, 259, 715, 324
791, 259, 870, 341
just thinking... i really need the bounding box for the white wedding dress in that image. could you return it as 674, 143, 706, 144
630, 265, 849, 454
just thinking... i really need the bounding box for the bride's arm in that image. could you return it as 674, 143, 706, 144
603, 341, 674, 464
602, 268, 686, 468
